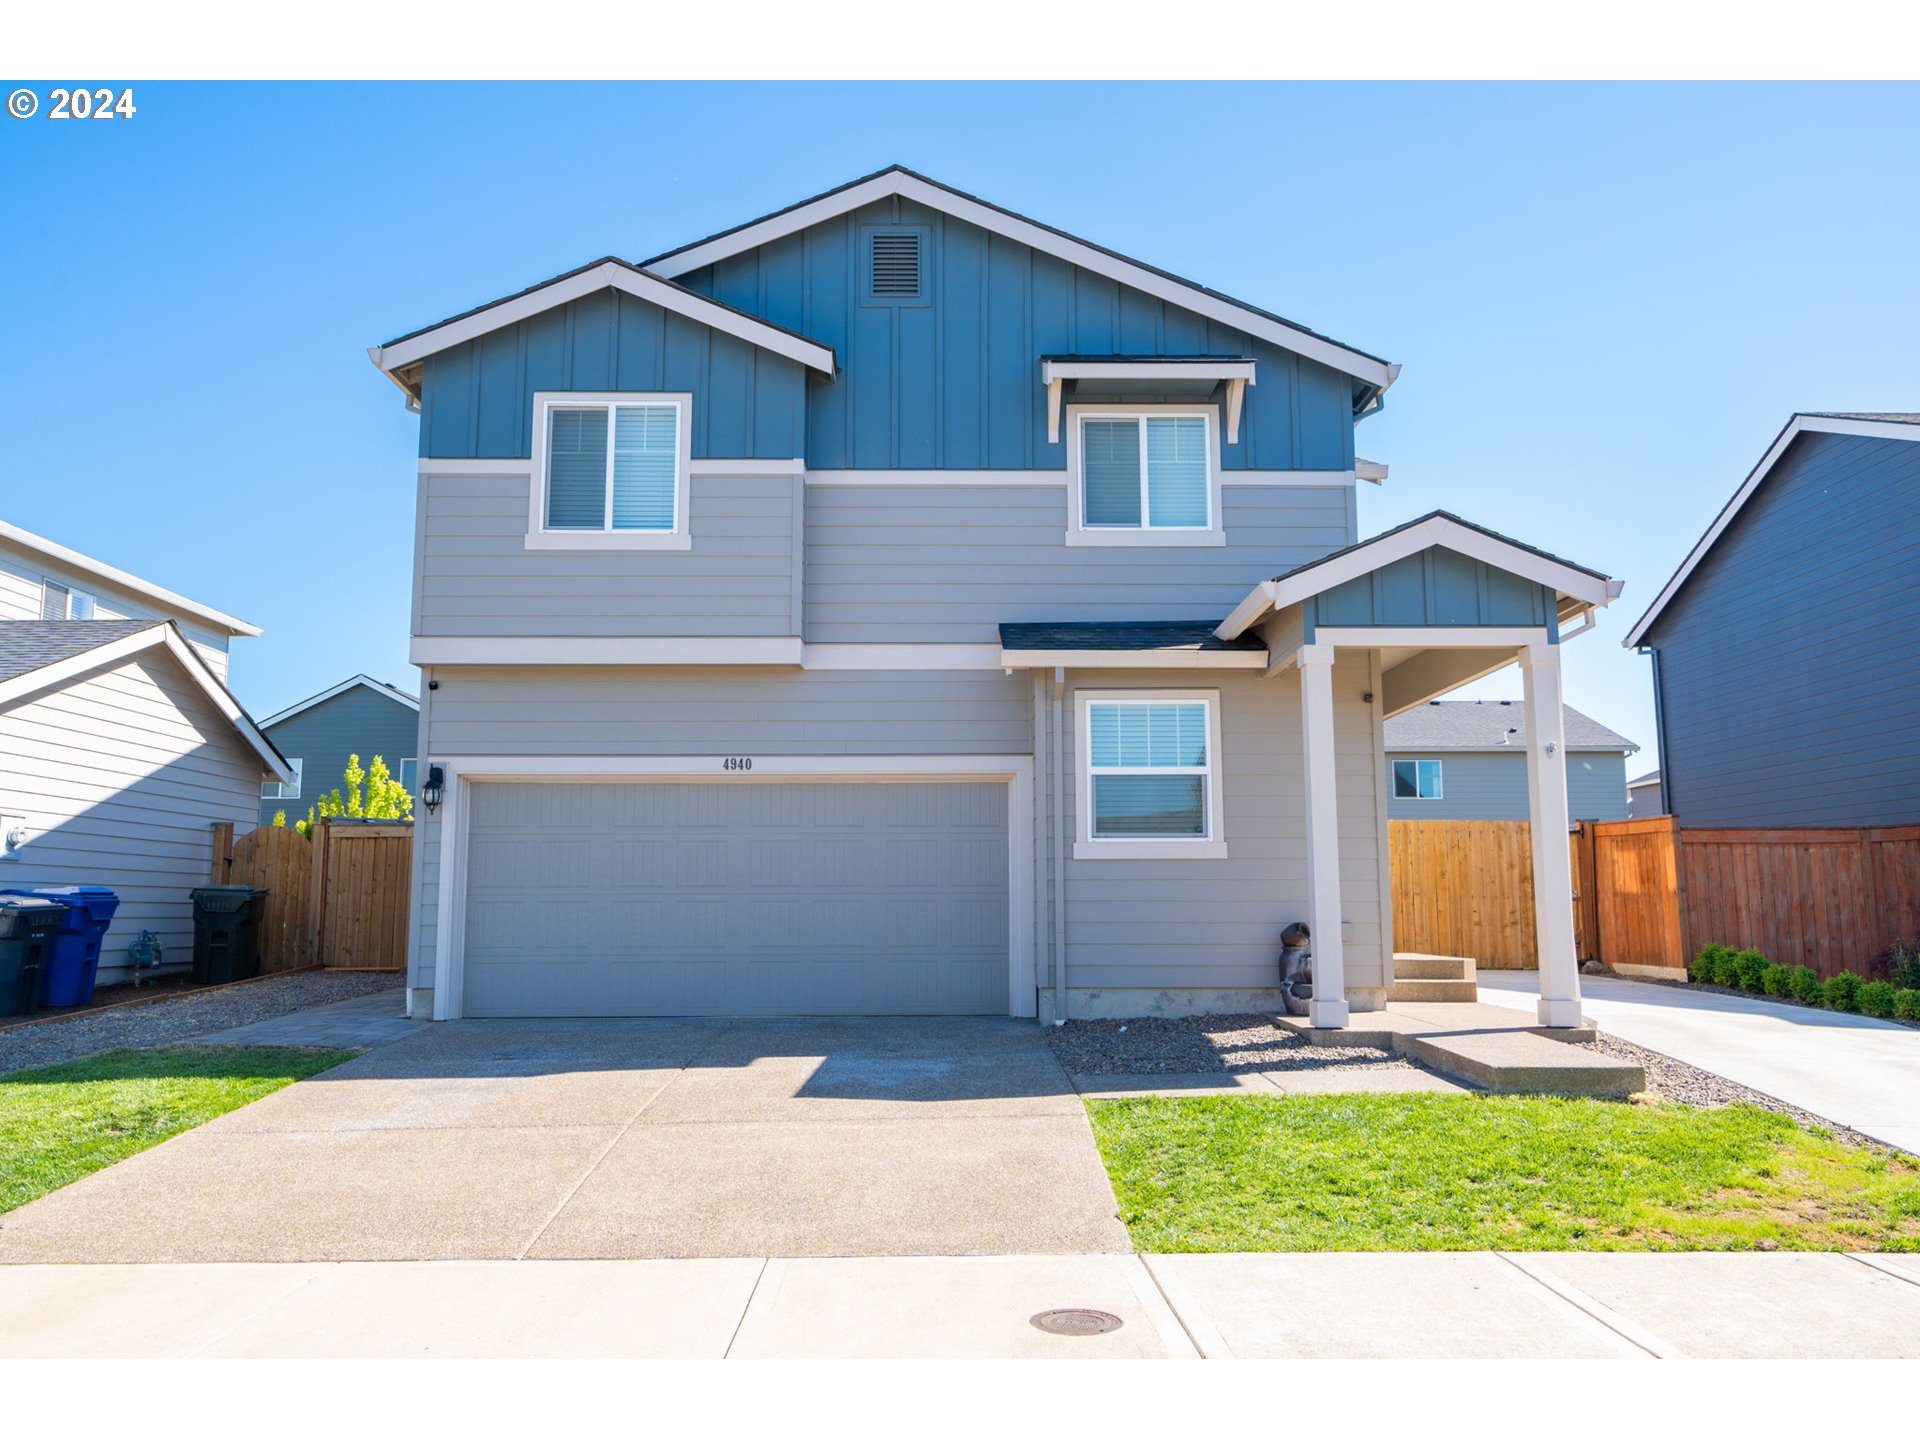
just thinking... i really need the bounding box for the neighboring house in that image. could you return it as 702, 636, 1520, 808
0, 522, 289, 984
258, 675, 421, 826
1626, 413, 1920, 828
1384, 700, 1636, 821
371, 165, 1623, 1029
1626, 769, 1665, 819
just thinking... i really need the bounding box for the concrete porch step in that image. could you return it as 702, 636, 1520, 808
1387, 978, 1480, 1003
1393, 953, 1478, 982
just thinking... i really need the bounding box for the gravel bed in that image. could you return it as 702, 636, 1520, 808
1046, 1011, 1412, 1076
0, 971, 403, 1075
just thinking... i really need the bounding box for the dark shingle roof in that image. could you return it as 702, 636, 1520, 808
1384, 700, 1637, 752
1801, 412, 1920, 424
0, 620, 162, 685
998, 621, 1263, 653
1270, 510, 1612, 586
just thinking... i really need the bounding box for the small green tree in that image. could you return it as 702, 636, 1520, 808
295, 753, 413, 838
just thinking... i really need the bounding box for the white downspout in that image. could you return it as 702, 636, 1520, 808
1051, 665, 1068, 1026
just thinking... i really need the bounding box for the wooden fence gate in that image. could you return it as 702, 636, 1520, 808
214, 819, 412, 972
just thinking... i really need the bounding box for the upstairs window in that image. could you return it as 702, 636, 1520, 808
528, 393, 691, 551
1392, 759, 1444, 800
1067, 407, 1221, 545
41, 580, 96, 619
262, 758, 303, 801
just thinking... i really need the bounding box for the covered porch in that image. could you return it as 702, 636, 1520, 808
1214, 511, 1625, 1031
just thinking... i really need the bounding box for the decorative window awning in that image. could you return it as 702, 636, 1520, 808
1041, 356, 1256, 445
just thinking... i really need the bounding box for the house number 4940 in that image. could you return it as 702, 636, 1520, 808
721, 757, 754, 771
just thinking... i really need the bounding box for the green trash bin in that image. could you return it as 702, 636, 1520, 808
189, 885, 269, 985
0, 896, 68, 1018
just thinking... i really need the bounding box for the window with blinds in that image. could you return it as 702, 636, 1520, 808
1086, 699, 1213, 839
39, 580, 95, 619
541, 400, 683, 533
1077, 413, 1212, 530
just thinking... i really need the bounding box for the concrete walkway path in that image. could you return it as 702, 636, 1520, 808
195, 988, 418, 1051
3, 1250, 1916, 1358
1480, 972, 1920, 1153
0, 1017, 1128, 1264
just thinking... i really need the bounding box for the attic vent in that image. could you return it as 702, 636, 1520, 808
867, 231, 924, 302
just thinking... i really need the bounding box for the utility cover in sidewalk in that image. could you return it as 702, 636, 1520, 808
1030, 1308, 1123, 1336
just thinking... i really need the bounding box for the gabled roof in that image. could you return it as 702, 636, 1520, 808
1624, 413, 1920, 648
0, 519, 261, 637
367, 256, 839, 404
260, 674, 420, 730
641, 165, 1398, 400
0, 621, 290, 781
1384, 700, 1637, 753
1215, 511, 1624, 641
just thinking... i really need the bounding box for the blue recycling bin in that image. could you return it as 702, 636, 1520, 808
0, 886, 120, 1007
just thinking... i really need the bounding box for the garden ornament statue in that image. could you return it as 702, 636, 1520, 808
1278, 921, 1312, 1016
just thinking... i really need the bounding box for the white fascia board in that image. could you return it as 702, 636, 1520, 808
1355, 458, 1388, 483
1623, 414, 1920, 647
1039, 359, 1256, 385
260, 674, 420, 729
0, 623, 290, 781
999, 648, 1268, 670
645, 173, 1394, 390
410, 636, 805, 667
371, 261, 836, 378
0, 520, 262, 637
1214, 517, 1617, 640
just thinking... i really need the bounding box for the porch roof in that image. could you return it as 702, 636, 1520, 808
998, 621, 1267, 669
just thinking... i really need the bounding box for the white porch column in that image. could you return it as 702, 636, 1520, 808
1521, 642, 1583, 1027
1297, 643, 1347, 1027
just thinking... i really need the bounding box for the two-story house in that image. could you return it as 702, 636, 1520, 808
0, 519, 290, 986
1385, 700, 1636, 821
372, 167, 1621, 1030
258, 675, 420, 827
1626, 413, 1920, 829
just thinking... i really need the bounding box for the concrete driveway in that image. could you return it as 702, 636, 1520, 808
0, 1018, 1129, 1263
1481, 972, 1920, 1154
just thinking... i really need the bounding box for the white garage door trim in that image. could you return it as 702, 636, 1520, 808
431, 754, 1035, 1021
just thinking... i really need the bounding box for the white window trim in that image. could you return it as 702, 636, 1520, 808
1391, 758, 1444, 801
1073, 689, 1228, 860
263, 757, 304, 801
525, 391, 693, 551
1064, 404, 1225, 547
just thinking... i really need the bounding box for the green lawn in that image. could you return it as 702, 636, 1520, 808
1088, 1093, 1920, 1252
0, 1046, 355, 1214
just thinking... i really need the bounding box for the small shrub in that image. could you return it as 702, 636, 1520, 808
1895, 989, 1920, 1023
1690, 944, 1732, 984
1733, 949, 1770, 993
1858, 981, 1898, 1019
1711, 950, 1745, 988
1882, 938, 1920, 991
1760, 963, 1794, 997
1822, 972, 1863, 1013
1787, 966, 1823, 1003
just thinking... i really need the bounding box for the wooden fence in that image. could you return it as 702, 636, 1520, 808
212, 819, 412, 972
1392, 816, 1920, 980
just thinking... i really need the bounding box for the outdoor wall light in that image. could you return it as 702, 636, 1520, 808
423, 765, 444, 814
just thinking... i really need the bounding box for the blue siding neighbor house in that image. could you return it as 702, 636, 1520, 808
371, 166, 1625, 1031
1626, 414, 1920, 829
1385, 701, 1636, 821
258, 676, 420, 827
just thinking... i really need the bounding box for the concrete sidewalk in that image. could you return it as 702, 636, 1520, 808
3, 1251, 1917, 1358
1480, 972, 1920, 1153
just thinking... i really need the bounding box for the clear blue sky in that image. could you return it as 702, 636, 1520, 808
3, 81, 1915, 765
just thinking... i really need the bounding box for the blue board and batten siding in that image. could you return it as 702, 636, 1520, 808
1311, 548, 1559, 634
675, 196, 1359, 472
1643, 431, 1920, 828
419, 289, 810, 460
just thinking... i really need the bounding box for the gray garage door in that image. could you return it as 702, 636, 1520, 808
460, 780, 1010, 1017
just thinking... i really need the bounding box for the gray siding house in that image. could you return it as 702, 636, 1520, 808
0, 522, 289, 985
1626, 414, 1920, 829
372, 166, 1623, 1031
259, 676, 420, 827
1385, 701, 1636, 821
1626, 770, 1665, 819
